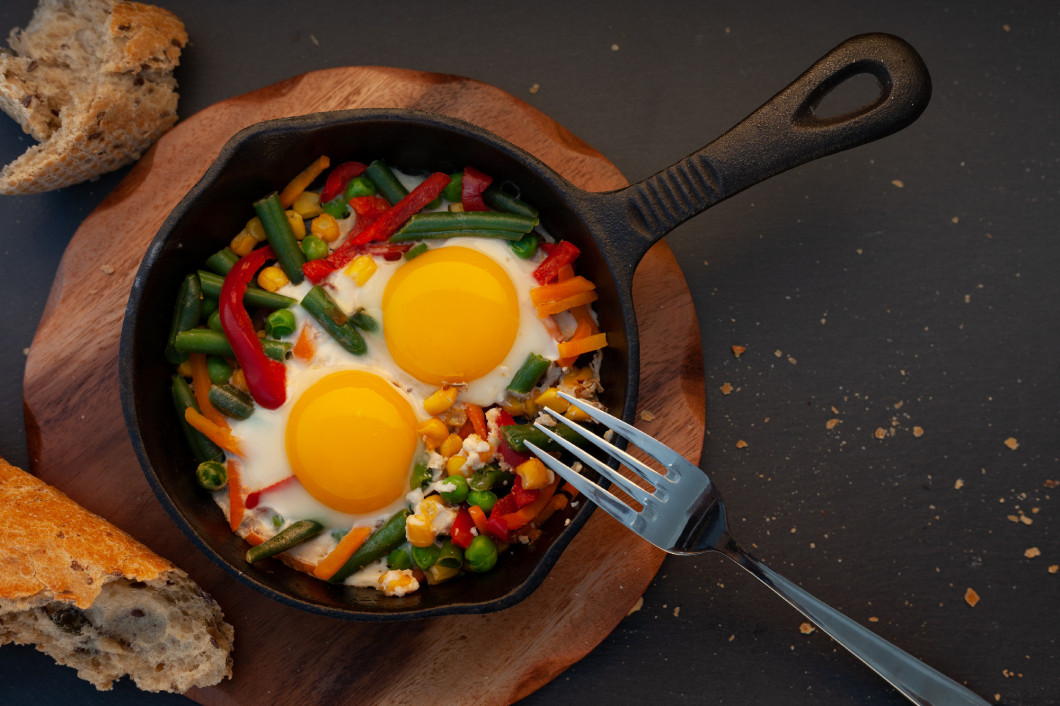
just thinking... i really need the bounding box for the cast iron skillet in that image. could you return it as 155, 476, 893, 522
121, 33, 930, 620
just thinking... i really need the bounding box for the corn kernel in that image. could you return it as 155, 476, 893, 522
230, 229, 257, 256
378, 569, 418, 596
419, 495, 445, 518
176, 360, 193, 378
534, 387, 569, 413
292, 190, 321, 218
515, 457, 550, 490
405, 516, 435, 547
564, 404, 593, 422
230, 368, 248, 392
425, 563, 460, 585
285, 209, 306, 240
246, 216, 267, 241
423, 387, 458, 416
257, 265, 289, 292
311, 212, 340, 242
562, 367, 591, 388
501, 398, 525, 417
344, 254, 377, 286
439, 433, 463, 458
416, 418, 448, 447
448, 202, 464, 213
523, 397, 539, 416
446, 455, 467, 476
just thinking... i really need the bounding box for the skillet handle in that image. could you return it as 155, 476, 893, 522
585, 33, 930, 262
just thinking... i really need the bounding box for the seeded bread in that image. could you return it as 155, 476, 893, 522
0, 0, 186, 194
0, 458, 233, 692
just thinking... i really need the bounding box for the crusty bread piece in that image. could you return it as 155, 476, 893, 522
0, 458, 233, 692
0, 0, 186, 194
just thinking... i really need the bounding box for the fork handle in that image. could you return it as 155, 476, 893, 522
718, 538, 988, 706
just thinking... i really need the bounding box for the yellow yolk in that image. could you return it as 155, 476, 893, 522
285, 371, 417, 514
382, 246, 519, 385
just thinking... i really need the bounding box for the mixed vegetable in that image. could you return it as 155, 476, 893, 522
167, 155, 609, 596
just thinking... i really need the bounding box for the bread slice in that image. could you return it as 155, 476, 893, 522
0, 458, 233, 692
0, 0, 186, 194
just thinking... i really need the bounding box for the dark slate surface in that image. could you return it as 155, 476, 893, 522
0, 1, 1056, 704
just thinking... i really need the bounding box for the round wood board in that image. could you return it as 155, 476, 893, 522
23, 67, 704, 704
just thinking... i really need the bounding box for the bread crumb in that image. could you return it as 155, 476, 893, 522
799, 622, 815, 634
874, 427, 887, 440
891, 179, 904, 188
639, 410, 656, 422
954, 478, 964, 490
964, 587, 980, 607
728, 634, 735, 641
1024, 547, 1041, 559
1044, 479, 1058, 489
952, 216, 960, 224
1006, 514, 1019, 523
735, 439, 748, 449
731, 345, 746, 358
774, 349, 783, 358
626, 596, 644, 615
529, 83, 540, 94
673, 606, 680, 617
1004, 437, 1019, 450
610, 43, 620, 51
1003, 24, 1011, 31
309, 34, 319, 46
1047, 565, 1058, 574
913, 426, 924, 437
868, 616, 879, 623
1020, 515, 1033, 526
100, 264, 115, 275
720, 382, 733, 395
825, 418, 840, 430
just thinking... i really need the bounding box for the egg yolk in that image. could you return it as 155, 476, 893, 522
382, 246, 519, 385
285, 371, 418, 514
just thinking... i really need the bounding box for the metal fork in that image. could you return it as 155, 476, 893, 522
525, 392, 988, 706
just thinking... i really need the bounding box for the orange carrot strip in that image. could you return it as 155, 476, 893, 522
185, 407, 243, 455
466, 403, 488, 440
556, 264, 576, 281
292, 324, 316, 362
533, 494, 569, 526
529, 275, 595, 305
541, 315, 564, 341
468, 505, 489, 535
227, 459, 245, 532
557, 316, 598, 368
188, 353, 228, 428
312, 526, 371, 580
561, 481, 580, 498
535, 290, 598, 318
503, 478, 560, 530
279, 155, 330, 208
570, 304, 599, 333
556, 333, 607, 359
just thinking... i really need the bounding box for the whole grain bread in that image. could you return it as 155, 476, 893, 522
0, 0, 186, 194
0, 458, 233, 692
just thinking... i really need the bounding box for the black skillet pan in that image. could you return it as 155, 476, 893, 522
120, 33, 930, 620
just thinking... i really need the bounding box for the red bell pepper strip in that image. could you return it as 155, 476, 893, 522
319, 161, 367, 203
350, 194, 391, 220
302, 172, 449, 283
502, 478, 560, 531
461, 166, 492, 211
450, 508, 475, 549
495, 409, 530, 467
485, 514, 510, 542
245, 475, 298, 509
220, 245, 286, 409
510, 475, 540, 508
490, 491, 519, 519
532, 240, 581, 284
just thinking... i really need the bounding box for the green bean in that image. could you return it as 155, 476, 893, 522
165, 273, 203, 365
205, 247, 239, 275
174, 328, 291, 361
442, 173, 462, 202
438, 475, 469, 504
403, 242, 429, 260
345, 176, 376, 199
483, 185, 539, 219
206, 356, 232, 385
208, 384, 255, 420
349, 309, 378, 333
197, 270, 296, 310
201, 297, 218, 317
506, 352, 551, 394
411, 543, 441, 571
392, 211, 537, 239
253, 192, 306, 284
436, 539, 463, 569
245, 520, 323, 563
171, 375, 223, 463
386, 544, 413, 570
195, 460, 227, 490
467, 490, 498, 514
468, 465, 513, 492
207, 309, 223, 332
509, 232, 540, 259
365, 160, 409, 205
500, 422, 591, 453
328, 509, 410, 583
410, 460, 432, 490
464, 535, 498, 572
265, 309, 297, 338
300, 286, 367, 356
392, 229, 527, 242
320, 195, 349, 220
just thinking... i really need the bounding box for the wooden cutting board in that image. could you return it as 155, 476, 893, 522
23, 67, 704, 704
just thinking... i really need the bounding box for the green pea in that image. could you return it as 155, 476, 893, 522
302, 234, 328, 260
509, 232, 540, 259
442, 173, 463, 202
436, 539, 463, 569
467, 489, 498, 514
344, 176, 376, 199
321, 195, 349, 219
201, 297, 219, 317
464, 535, 498, 573
272, 514, 284, 529
207, 309, 224, 332
409, 461, 432, 491
206, 356, 232, 385
438, 474, 469, 504
425, 195, 443, 210
265, 309, 297, 338
195, 460, 227, 490
411, 543, 441, 570
387, 545, 413, 570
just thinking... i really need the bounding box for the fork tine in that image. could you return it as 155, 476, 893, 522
524, 440, 639, 528
558, 392, 687, 481
531, 418, 658, 508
